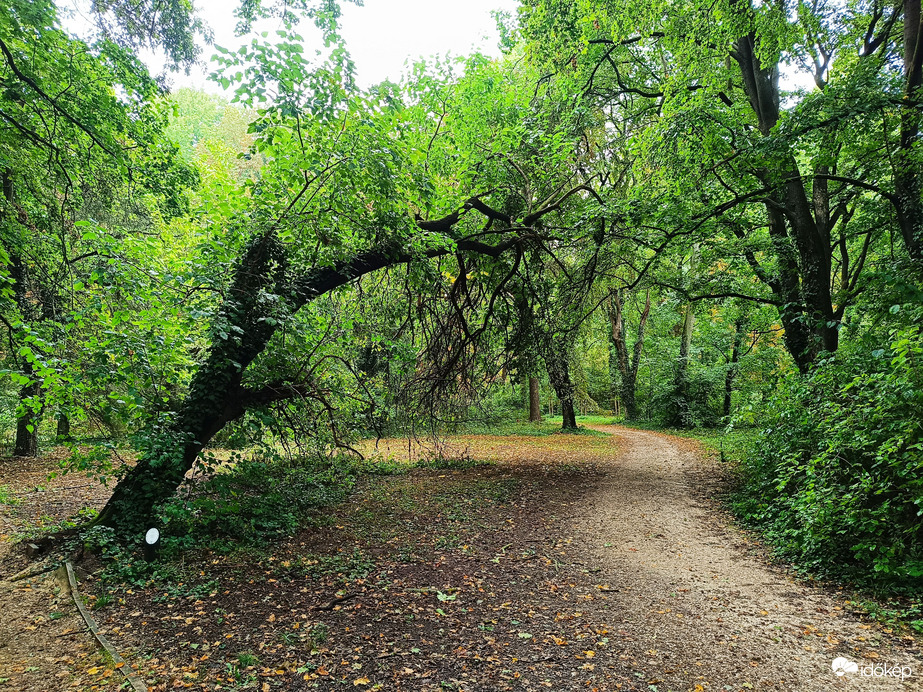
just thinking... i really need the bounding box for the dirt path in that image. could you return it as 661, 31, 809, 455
575, 426, 921, 691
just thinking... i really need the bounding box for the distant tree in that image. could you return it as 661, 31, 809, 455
607, 288, 650, 420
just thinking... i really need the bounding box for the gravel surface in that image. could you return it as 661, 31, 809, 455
573, 426, 921, 691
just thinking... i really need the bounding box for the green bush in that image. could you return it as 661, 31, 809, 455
734, 327, 923, 588
158, 455, 359, 549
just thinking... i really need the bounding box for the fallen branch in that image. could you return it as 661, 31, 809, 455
313, 592, 358, 611
63, 562, 147, 692
7, 560, 59, 583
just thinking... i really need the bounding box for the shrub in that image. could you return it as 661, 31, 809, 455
734, 327, 923, 588
158, 455, 359, 549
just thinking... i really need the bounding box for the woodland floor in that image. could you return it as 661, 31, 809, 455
0, 426, 921, 691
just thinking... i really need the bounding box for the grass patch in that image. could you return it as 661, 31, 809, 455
0, 484, 20, 505
462, 420, 562, 436
466, 417, 613, 437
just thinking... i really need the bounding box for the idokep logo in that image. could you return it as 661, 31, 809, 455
831, 656, 913, 680
832, 657, 858, 676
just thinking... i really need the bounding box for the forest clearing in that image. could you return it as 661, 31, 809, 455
0, 425, 920, 690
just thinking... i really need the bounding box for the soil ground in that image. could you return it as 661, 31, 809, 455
0, 426, 920, 691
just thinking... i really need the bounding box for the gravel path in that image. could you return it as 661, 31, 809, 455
572, 426, 921, 691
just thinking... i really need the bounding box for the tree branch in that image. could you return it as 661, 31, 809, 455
0, 38, 122, 162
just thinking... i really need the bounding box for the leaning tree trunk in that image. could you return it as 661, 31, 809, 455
93, 232, 289, 532
94, 225, 522, 533
528, 376, 542, 422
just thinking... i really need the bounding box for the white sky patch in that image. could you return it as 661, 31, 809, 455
340, 0, 519, 88
60, 0, 520, 94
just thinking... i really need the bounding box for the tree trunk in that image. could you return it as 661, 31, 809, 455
94, 228, 521, 533
670, 302, 696, 428
14, 379, 39, 456
895, 0, 923, 268
609, 290, 651, 421
543, 340, 578, 431
723, 317, 746, 420
528, 377, 542, 421
560, 397, 577, 430
733, 33, 838, 371
5, 170, 42, 457
56, 412, 71, 441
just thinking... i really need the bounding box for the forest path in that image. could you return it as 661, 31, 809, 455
576, 425, 920, 690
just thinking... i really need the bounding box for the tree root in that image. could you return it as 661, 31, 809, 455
62, 562, 148, 692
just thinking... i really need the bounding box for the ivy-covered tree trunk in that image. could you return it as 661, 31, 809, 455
13, 378, 40, 456
544, 341, 577, 431
94, 225, 521, 533
93, 231, 289, 532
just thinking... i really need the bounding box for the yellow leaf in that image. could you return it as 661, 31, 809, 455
584, 651, 595, 658
354, 677, 370, 686
86, 667, 99, 675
